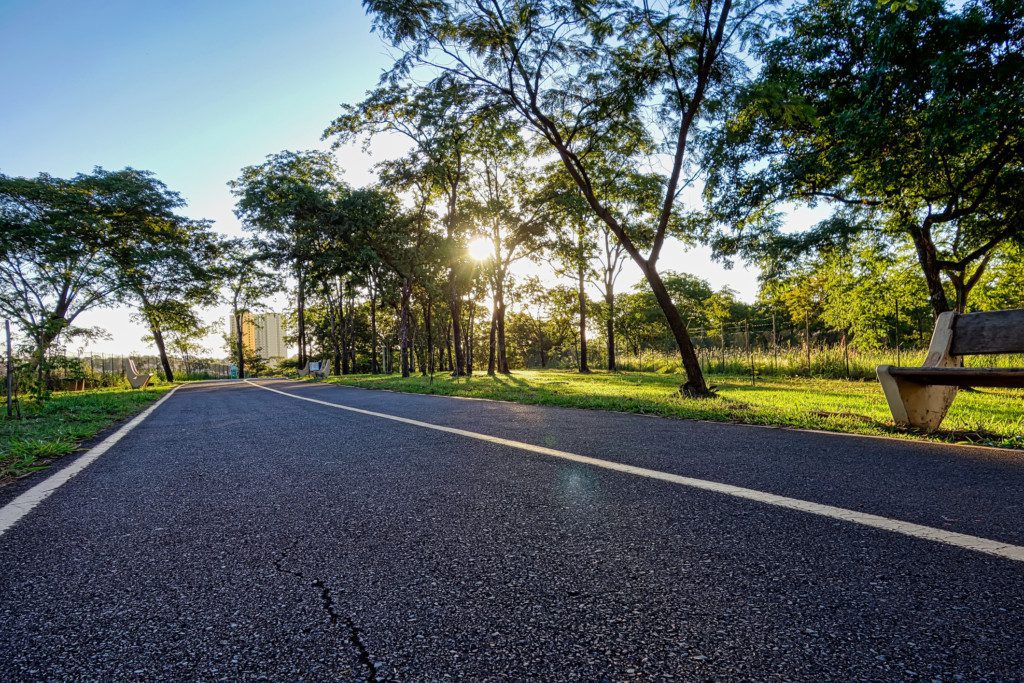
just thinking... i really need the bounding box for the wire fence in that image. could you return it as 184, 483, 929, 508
608, 315, 1024, 381
7, 353, 232, 394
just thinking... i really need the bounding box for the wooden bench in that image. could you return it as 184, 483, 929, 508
311, 360, 330, 379
124, 358, 153, 390
877, 309, 1024, 431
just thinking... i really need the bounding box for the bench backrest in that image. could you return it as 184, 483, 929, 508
950, 309, 1024, 356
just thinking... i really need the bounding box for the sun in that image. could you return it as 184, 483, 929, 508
467, 236, 492, 262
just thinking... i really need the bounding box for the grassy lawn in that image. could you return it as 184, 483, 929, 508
0, 385, 173, 482
325, 369, 1024, 450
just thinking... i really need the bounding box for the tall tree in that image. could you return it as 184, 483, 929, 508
103, 171, 223, 382
327, 78, 490, 376
341, 157, 444, 378
0, 173, 114, 384
465, 135, 550, 375
361, 0, 774, 395
549, 208, 596, 373
230, 150, 346, 367
545, 166, 660, 371
221, 239, 279, 380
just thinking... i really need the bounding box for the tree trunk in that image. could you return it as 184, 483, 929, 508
234, 311, 245, 380
578, 263, 589, 373
329, 296, 341, 375
640, 264, 707, 395
410, 309, 419, 375
908, 222, 951, 316
370, 278, 379, 373
340, 288, 350, 375
151, 324, 174, 382
497, 308, 509, 374
425, 298, 434, 375
605, 286, 616, 371
446, 321, 454, 372
487, 306, 497, 376
142, 301, 174, 382
347, 283, 356, 372
448, 279, 466, 376
399, 278, 412, 378
465, 298, 475, 376
496, 285, 509, 374
297, 266, 307, 367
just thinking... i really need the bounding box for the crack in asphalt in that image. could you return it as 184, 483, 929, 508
273, 544, 378, 682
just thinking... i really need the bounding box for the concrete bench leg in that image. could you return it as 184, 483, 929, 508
877, 365, 957, 431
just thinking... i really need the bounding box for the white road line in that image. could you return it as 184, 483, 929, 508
0, 386, 180, 538
247, 379, 1024, 564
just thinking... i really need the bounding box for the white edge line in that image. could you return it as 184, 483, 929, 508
247, 379, 1024, 564
0, 385, 181, 537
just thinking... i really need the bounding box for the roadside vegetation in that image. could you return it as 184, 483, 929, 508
325, 369, 1024, 450
0, 385, 171, 482
3, 0, 1020, 459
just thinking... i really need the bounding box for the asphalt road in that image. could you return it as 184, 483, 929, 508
1, 379, 1023, 681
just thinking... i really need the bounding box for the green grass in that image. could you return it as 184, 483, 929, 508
0, 385, 173, 481
324, 369, 1024, 450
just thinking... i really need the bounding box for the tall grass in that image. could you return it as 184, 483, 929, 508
611, 346, 1024, 381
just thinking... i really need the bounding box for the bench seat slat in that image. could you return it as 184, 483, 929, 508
888, 367, 1024, 388
950, 308, 1024, 355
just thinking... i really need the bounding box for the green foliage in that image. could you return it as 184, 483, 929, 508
709, 0, 1024, 314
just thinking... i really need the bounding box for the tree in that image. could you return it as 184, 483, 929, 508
549, 205, 596, 373
709, 0, 1024, 316
341, 157, 445, 378
327, 78, 492, 376
970, 243, 1024, 312
221, 239, 279, 379
230, 150, 347, 367
464, 134, 550, 375
544, 165, 662, 371
361, 0, 776, 395
103, 171, 222, 383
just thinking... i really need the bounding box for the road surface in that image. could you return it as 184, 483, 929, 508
1, 379, 1023, 680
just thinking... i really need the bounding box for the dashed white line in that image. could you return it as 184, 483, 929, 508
0, 386, 180, 537
247, 379, 1024, 564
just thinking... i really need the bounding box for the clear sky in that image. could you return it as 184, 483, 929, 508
1, 0, 781, 358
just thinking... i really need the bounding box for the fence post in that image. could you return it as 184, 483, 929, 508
804, 313, 811, 374
771, 311, 778, 371
843, 331, 851, 379
700, 326, 706, 376
895, 298, 901, 367
745, 319, 754, 386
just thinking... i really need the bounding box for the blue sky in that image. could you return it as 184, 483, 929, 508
1, 0, 390, 227
1, 0, 773, 356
